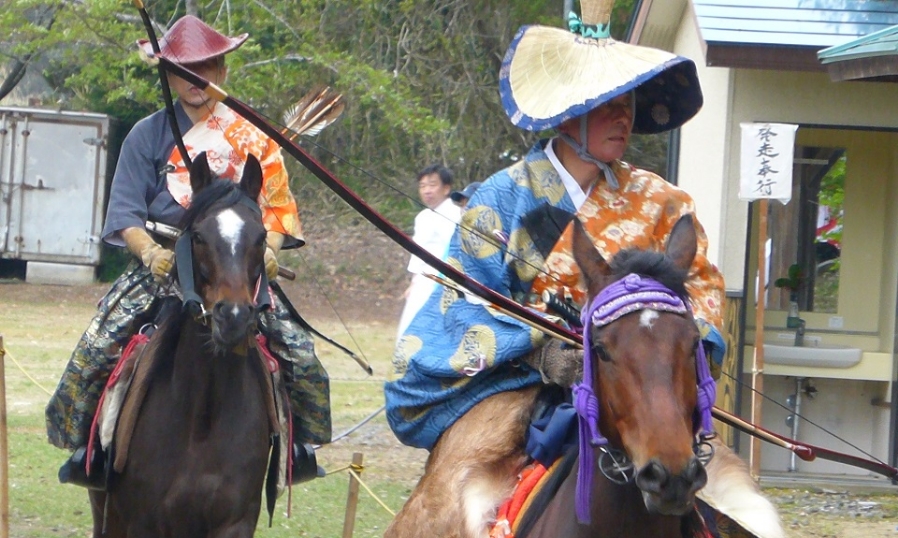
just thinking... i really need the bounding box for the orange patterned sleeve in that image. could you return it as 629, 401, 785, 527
655, 188, 725, 331
225, 114, 304, 248
257, 140, 304, 247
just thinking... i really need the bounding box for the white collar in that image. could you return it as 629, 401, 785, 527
545, 139, 591, 210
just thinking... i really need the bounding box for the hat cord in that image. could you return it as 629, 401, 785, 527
558, 118, 619, 190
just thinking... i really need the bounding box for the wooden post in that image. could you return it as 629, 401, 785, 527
0, 335, 8, 538
341, 452, 364, 538
750, 200, 768, 479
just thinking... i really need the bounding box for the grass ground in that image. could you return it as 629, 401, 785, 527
0, 279, 426, 537
3, 278, 898, 537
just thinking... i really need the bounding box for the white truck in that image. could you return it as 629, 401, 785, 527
0, 106, 117, 284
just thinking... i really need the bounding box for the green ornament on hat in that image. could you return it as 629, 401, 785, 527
499, 0, 703, 134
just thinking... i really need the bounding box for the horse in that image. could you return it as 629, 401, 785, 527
88, 152, 283, 538
386, 215, 782, 538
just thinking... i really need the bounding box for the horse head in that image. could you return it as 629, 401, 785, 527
177, 151, 268, 352
571, 214, 709, 517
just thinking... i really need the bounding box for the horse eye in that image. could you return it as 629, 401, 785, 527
192, 231, 206, 246
592, 343, 611, 362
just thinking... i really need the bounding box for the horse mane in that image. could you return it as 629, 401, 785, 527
179, 180, 245, 230
143, 297, 187, 363
609, 249, 689, 299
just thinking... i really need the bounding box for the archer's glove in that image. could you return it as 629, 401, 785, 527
121, 227, 174, 281
522, 339, 583, 387
141, 244, 175, 280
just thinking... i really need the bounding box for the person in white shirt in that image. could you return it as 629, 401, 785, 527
397, 164, 461, 339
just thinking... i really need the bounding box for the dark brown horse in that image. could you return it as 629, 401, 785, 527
89, 152, 281, 538
387, 215, 780, 538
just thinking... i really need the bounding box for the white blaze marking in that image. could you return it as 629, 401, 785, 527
640, 309, 659, 328
216, 208, 245, 256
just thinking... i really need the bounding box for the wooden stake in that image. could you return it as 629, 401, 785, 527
341, 452, 364, 538
0, 335, 8, 538
750, 200, 768, 479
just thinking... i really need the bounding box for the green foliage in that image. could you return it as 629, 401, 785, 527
1, 0, 664, 230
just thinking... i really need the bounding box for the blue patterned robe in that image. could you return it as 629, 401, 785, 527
385, 140, 724, 449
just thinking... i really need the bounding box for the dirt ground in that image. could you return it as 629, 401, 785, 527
4, 219, 898, 537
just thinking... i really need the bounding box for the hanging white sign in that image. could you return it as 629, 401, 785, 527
738, 122, 798, 203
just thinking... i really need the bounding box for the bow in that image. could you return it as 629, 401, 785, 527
133, 0, 191, 169
133, 7, 898, 482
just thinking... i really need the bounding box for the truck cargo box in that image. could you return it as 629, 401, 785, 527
0, 106, 118, 284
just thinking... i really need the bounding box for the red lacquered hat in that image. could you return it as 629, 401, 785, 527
137, 15, 248, 65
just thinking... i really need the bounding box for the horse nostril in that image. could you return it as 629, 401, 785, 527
684, 457, 708, 489
635, 461, 669, 494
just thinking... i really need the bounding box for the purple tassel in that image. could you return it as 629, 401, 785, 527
694, 343, 716, 435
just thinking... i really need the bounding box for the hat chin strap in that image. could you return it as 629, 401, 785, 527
558, 116, 619, 190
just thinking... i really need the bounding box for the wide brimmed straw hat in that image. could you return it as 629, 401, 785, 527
137, 15, 248, 65
499, 0, 702, 134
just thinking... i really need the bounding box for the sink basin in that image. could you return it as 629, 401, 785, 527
763, 344, 862, 368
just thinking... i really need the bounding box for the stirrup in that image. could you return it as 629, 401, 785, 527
291, 443, 325, 484
58, 446, 107, 491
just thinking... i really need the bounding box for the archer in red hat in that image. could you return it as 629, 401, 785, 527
48, 14, 332, 490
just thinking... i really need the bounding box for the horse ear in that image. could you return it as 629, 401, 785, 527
239, 154, 263, 202
189, 152, 214, 195
665, 214, 698, 272
570, 218, 611, 298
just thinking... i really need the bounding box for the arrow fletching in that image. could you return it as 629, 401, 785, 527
282, 85, 345, 139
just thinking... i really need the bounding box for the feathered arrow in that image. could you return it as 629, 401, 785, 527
281, 85, 345, 140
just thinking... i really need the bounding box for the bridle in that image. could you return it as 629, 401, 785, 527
572, 273, 716, 523
174, 191, 272, 324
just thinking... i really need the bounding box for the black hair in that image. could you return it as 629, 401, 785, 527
610, 249, 690, 300
416, 164, 453, 186
179, 180, 244, 230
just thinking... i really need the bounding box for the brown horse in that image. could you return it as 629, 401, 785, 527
88, 152, 281, 538
386, 215, 780, 538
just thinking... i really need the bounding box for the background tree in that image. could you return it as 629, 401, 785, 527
0, 0, 660, 229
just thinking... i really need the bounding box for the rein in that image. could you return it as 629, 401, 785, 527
572, 273, 716, 524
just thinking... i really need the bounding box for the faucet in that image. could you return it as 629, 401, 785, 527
794, 318, 806, 347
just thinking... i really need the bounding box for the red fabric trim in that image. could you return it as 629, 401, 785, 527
254, 333, 279, 373
86, 333, 150, 475
489, 463, 548, 538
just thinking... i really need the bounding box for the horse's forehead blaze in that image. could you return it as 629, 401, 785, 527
214, 208, 246, 256
638, 309, 658, 328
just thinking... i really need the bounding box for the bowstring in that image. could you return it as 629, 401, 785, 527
717, 369, 888, 466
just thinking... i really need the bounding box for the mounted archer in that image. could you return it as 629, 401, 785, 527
46, 15, 331, 490
384, 0, 782, 536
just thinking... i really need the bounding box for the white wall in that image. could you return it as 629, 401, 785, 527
672, 8, 734, 278
724, 70, 898, 288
